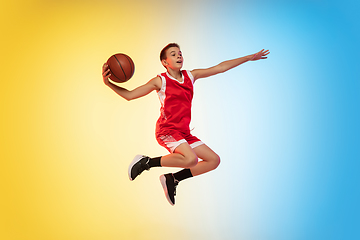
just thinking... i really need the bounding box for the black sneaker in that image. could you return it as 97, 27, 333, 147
128, 155, 150, 181
159, 173, 179, 206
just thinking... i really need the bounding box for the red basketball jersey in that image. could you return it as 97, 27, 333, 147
156, 70, 194, 136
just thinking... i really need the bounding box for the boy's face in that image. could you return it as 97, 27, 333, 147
162, 47, 183, 70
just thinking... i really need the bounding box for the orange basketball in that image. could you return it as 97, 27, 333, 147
106, 53, 135, 83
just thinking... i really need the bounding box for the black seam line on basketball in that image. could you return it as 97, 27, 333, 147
124, 55, 134, 76
114, 55, 127, 80
109, 68, 123, 82
124, 55, 133, 76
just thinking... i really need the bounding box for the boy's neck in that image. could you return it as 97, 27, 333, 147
167, 68, 182, 80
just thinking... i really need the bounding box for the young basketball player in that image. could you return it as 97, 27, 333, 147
102, 43, 269, 205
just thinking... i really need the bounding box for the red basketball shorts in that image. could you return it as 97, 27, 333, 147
156, 130, 204, 153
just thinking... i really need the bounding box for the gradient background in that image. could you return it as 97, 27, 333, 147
1, 0, 359, 239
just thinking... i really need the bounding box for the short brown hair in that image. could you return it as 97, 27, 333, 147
160, 43, 180, 61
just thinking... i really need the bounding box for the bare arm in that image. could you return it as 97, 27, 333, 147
102, 63, 161, 101
191, 49, 270, 81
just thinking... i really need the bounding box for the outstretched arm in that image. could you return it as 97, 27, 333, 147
102, 63, 161, 101
191, 49, 270, 81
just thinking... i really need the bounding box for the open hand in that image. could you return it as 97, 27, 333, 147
251, 49, 270, 61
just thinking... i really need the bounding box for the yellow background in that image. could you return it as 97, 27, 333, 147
1, 1, 198, 239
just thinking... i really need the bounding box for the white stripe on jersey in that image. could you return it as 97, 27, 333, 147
157, 74, 167, 107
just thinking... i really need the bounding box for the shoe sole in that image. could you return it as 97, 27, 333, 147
160, 175, 175, 206
128, 155, 144, 181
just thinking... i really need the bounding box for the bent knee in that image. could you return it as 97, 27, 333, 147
184, 154, 198, 168
210, 154, 221, 170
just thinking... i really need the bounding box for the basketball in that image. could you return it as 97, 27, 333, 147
106, 53, 135, 83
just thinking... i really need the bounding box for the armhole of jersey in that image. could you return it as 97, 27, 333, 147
186, 70, 195, 84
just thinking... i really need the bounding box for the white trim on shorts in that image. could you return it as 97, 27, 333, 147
168, 140, 204, 153
190, 141, 204, 149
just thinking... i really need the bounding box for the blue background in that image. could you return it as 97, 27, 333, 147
182, 1, 360, 239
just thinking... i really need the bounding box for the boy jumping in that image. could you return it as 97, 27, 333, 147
102, 43, 269, 205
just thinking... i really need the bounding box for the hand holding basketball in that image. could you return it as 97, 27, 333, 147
102, 63, 111, 85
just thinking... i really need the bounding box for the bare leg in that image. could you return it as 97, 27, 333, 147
160, 142, 198, 168
190, 144, 220, 176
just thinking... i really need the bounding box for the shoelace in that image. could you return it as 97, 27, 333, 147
135, 158, 150, 176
